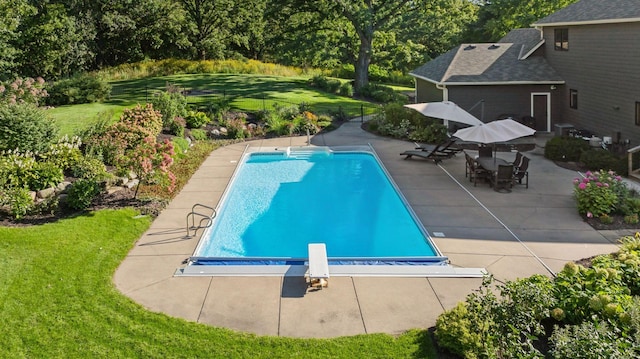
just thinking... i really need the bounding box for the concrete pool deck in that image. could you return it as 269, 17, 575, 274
114, 119, 635, 338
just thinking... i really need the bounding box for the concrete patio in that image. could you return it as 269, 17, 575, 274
114, 119, 634, 338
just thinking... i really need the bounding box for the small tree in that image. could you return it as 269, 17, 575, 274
119, 137, 176, 198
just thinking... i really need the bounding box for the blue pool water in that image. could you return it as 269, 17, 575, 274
192, 148, 443, 264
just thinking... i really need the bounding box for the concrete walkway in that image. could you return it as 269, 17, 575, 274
114, 120, 633, 338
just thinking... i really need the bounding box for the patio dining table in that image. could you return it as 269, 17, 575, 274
476, 157, 511, 172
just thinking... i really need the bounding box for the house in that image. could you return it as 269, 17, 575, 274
410, 0, 640, 144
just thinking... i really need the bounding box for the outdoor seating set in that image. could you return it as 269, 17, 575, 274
400, 138, 463, 163
465, 150, 529, 192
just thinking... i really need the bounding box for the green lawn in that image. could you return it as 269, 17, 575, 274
0, 208, 436, 358
49, 74, 384, 136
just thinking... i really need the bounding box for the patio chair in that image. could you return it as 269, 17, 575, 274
490, 164, 514, 192
513, 156, 529, 188
512, 151, 524, 170
465, 152, 489, 186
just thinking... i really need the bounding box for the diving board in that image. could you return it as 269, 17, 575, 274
307, 243, 329, 288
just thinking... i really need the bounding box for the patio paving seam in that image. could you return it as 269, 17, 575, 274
196, 277, 215, 324
351, 277, 369, 334
437, 163, 557, 276
426, 278, 446, 313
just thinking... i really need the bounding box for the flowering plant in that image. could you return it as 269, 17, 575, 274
119, 137, 176, 197
573, 170, 626, 217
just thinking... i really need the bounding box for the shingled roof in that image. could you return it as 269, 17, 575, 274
533, 0, 640, 26
410, 28, 563, 85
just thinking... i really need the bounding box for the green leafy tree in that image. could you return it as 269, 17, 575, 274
464, 0, 579, 42
15, 3, 92, 79
0, 0, 36, 79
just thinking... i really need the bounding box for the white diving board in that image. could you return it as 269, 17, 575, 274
307, 243, 330, 288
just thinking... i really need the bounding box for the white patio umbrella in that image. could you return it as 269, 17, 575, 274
452, 118, 536, 144
404, 101, 483, 127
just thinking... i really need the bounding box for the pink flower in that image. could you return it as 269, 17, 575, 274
596, 182, 603, 187
587, 212, 593, 218
604, 183, 609, 187
615, 176, 622, 181
582, 178, 590, 183
585, 171, 592, 176
573, 179, 579, 184
579, 183, 587, 190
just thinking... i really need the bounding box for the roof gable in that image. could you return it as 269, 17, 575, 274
533, 0, 640, 26
410, 29, 562, 85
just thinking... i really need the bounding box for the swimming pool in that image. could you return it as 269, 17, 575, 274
181, 145, 449, 276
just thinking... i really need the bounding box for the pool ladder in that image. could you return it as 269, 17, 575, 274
186, 203, 216, 238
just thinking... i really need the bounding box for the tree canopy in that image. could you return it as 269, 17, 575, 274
0, 0, 576, 85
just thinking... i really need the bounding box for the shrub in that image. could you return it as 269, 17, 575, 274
0, 76, 48, 106
40, 135, 83, 172
573, 170, 624, 217
544, 136, 590, 162
150, 90, 188, 128
580, 148, 626, 174
71, 156, 108, 180
0, 103, 58, 153
27, 161, 64, 191
185, 111, 210, 129
189, 128, 208, 141
168, 116, 185, 137
338, 82, 353, 97
308, 75, 342, 94
549, 321, 635, 358
172, 137, 190, 157
408, 123, 448, 144
0, 187, 34, 219
435, 275, 553, 358
66, 179, 100, 210
226, 117, 248, 139
0, 152, 37, 189
357, 83, 406, 104
46, 74, 111, 106
84, 104, 162, 165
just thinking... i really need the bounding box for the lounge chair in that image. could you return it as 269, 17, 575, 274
415, 138, 463, 156
400, 142, 454, 163
490, 164, 514, 192
513, 156, 530, 188
401, 145, 454, 163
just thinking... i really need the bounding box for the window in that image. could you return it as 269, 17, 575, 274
570, 89, 578, 109
636, 102, 640, 126
554, 28, 569, 51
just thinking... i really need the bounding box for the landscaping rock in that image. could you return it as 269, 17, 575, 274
57, 181, 72, 192
125, 179, 139, 189
107, 186, 125, 195
37, 187, 56, 199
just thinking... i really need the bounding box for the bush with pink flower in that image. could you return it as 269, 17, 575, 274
573, 170, 628, 218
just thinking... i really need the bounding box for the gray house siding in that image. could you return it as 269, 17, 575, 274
542, 22, 640, 142
415, 80, 443, 102
443, 84, 561, 130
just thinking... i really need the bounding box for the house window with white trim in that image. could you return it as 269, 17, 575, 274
554, 28, 569, 51
570, 89, 578, 109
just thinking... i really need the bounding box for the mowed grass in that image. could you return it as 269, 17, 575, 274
49, 73, 383, 136
0, 208, 436, 358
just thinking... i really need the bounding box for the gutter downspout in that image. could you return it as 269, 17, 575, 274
436, 83, 449, 126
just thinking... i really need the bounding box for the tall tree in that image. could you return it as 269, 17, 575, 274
0, 0, 35, 79
16, 3, 93, 79
465, 0, 578, 42
178, 0, 234, 60
276, 0, 428, 90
